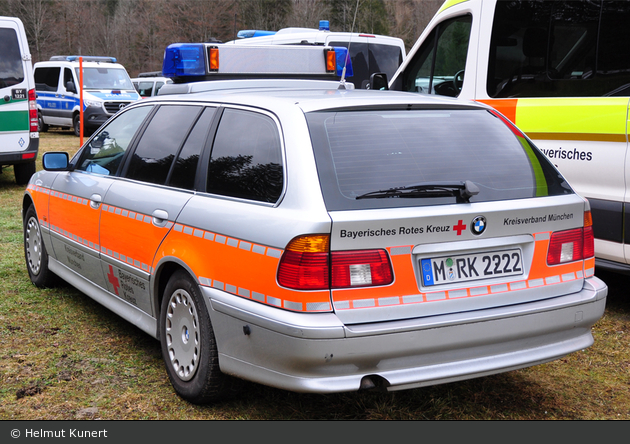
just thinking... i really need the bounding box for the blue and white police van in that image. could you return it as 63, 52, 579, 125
34, 56, 140, 136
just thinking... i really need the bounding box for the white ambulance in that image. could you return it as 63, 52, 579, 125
385, 0, 630, 274
0, 16, 38, 185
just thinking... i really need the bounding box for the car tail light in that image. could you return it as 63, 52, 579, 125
277, 234, 394, 290
547, 211, 594, 265
331, 250, 393, 288
28, 88, 38, 133
583, 210, 594, 258
277, 235, 330, 290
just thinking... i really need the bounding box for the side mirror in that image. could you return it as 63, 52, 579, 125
42, 152, 69, 171
66, 81, 77, 94
369, 73, 389, 90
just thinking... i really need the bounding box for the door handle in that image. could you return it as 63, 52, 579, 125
152, 209, 169, 227
89, 194, 102, 209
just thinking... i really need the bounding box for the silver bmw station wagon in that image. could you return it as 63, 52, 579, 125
23, 79, 607, 403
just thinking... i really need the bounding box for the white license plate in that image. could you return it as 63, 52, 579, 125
420, 249, 523, 287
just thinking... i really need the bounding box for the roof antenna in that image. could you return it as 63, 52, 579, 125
339, 0, 360, 90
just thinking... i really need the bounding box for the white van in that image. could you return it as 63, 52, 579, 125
228, 20, 406, 88
387, 0, 630, 274
34, 56, 140, 136
0, 16, 38, 185
131, 72, 173, 98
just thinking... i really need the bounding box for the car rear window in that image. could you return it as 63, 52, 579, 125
307, 108, 572, 210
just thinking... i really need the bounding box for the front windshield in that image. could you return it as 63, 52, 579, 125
76, 67, 134, 90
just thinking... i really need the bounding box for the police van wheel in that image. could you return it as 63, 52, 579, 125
73, 114, 81, 137
159, 270, 227, 404
23, 205, 58, 288
38, 112, 48, 132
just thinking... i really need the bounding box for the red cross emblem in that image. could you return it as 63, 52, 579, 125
453, 219, 467, 235
107, 265, 120, 295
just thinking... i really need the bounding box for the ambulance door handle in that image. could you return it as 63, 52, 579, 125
89, 194, 102, 209
152, 209, 169, 228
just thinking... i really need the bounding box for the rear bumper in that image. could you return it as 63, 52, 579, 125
0, 137, 39, 164
204, 276, 607, 393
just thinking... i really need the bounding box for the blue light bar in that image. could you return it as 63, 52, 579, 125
319, 20, 330, 31
334, 47, 353, 77
50, 55, 117, 63
162, 43, 206, 77
237, 30, 277, 39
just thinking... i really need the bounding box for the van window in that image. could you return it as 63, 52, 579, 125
34, 67, 60, 91
125, 105, 202, 185
63, 68, 75, 91
488, 0, 630, 98
329, 41, 403, 87
399, 15, 472, 97
0, 28, 25, 87
207, 108, 283, 203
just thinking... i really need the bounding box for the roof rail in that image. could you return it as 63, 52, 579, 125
158, 78, 354, 96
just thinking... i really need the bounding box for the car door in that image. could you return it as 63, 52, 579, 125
99, 104, 216, 316
47, 104, 154, 288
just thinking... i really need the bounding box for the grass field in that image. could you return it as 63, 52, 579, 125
1, 130, 629, 420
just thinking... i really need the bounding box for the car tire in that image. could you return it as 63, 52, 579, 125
38, 111, 48, 132
73, 114, 81, 137
159, 270, 228, 404
23, 205, 59, 288
14, 161, 36, 185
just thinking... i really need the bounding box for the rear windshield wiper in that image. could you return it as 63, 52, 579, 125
355, 180, 480, 202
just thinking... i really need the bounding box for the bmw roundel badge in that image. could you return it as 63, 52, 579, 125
471, 216, 486, 235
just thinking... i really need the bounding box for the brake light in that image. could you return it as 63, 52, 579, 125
583, 210, 594, 258
28, 88, 38, 133
277, 235, 330, 290
547, 211, 594, 265
277, 235, 394, 290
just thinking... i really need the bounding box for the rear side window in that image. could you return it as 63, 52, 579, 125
0, 28, 25, 87
488, 0, 630, 98
34, 67, 61, 92
125, 105, 203, 185
307, 108, 571, 211
206, 108, 283, 203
